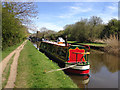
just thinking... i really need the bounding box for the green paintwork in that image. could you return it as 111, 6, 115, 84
40, 42, 68, 62
40, 42, 89, 64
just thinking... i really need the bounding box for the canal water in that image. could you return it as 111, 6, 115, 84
69, 50, 119, 88
33, 44, 119, 88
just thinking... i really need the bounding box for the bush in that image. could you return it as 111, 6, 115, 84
104, 34, 119, 56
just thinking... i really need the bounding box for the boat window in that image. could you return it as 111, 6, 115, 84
56, 47, 67, 58
48, 44, 52, 52
57, 47, 60, 55
51, 45, 56, 53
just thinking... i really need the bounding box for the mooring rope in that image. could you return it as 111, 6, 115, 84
44, 64, 77, 74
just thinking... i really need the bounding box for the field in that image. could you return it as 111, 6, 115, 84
15, 41, 78, 88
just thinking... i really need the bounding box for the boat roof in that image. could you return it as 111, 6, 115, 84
42, 41, 85, 48
42, 41, 66, 47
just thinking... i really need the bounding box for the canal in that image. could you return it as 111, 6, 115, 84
33, 44, 119, 88
69, 49, 119, 88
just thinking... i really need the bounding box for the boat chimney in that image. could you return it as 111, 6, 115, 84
65, 35, 67, 46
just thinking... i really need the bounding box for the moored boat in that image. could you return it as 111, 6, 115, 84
39, 37, 90, 75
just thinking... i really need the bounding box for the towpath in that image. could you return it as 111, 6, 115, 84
0, 40, 27, 88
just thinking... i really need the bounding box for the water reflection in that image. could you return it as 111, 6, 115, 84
33, 43, 39, 50
69, 74, 90, 88
89, 50, 119, 73
33, 42, 41, 49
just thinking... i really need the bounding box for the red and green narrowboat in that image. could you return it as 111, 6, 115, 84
39, 38, 90, 75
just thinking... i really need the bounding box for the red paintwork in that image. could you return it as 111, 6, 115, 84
65, 69, 89, 74
68, 47, 86, 63
84, 45, 90, 52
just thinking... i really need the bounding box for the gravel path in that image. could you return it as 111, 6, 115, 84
0, 40, 27, 88
1, 50, 16, 75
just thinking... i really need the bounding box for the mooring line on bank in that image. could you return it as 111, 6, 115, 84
44, 64, 77, 74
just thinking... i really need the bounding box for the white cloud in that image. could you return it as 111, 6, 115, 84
37, 22, 63, 32
70, 6, 92, 12
58, 3, 92, 18
107, 3, 118, 12
102, 16, 118, 24
107, 6, 116, 10
70, 6, 79, 10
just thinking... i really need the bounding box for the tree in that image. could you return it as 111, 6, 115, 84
63, 24, 74, 40
89, 16, 103, 26
89, 16, 103, 40
2, 2, 37, 23
63, 19, 91, 42
2, 2, 36, 50
73, 20, 90, 42
100, 19, 118, 39
34, 27, 57, 40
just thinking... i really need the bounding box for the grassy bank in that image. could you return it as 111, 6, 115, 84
78, 43, 106, 47
67, 41, 106, 47
2, 41, 24, 60
67, 41, 78, 43
15, 41, 78, 88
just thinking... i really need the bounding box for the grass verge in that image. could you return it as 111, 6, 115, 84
2, 41, 24, 60
67, 41, 78, 43
15, 41, 78, 88
2, 54, 15, 88
67, 41, 106, 47
78, 43, 106, 47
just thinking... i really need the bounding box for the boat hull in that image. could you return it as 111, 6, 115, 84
65, 64, 90, 70
65, 64, 90, 75
64, 68, 89, 75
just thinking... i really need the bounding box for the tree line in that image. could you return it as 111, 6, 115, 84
2, 2, 37, 50
37, 16, 119, 43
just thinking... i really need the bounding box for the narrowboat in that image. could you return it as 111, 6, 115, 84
39, 37, 90, 75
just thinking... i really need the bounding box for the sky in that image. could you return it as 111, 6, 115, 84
31, 2, 118, 33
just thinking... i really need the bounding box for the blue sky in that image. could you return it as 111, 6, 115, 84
32, 2, 118, 32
